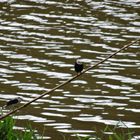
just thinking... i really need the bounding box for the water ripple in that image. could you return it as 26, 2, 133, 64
0, 0, 139, 139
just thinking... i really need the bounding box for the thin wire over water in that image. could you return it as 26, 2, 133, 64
0, 39, 139, 120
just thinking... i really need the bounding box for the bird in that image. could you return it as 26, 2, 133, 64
74, 59, 84, 75
5, 97, 22, 107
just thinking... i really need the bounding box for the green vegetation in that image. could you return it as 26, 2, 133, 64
76, 122, 134, 140
0, 116, 136, 140
102, 125, 133, 140
0, 116, 40, 140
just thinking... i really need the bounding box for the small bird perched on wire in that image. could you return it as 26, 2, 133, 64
5, 97, 22, 108
74, 59, 84, 75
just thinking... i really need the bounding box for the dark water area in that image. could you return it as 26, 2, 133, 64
0, 0, 140, 139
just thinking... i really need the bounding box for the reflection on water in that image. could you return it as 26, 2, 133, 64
0, 0, 140, 139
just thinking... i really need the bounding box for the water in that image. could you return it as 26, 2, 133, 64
0, 0, 140, 139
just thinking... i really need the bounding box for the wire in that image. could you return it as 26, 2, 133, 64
0, 39, 139, 120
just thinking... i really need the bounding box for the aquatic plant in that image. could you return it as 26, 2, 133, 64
100, 124, 134, 140
0, 116, 41, 140
0, 116, 136, 140
76, 121, 135, 140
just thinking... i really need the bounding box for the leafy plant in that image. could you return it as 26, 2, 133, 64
0, 116, 41, 140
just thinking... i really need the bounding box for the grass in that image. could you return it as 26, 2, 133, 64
100, 124, 134, 140
0, 116, 137, 140
76, 121, 136, 140
0, 116, 41, 140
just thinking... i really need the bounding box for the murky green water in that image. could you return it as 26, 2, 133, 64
0, 0, 140, 139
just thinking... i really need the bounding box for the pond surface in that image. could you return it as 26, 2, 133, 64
0, 0, 140, 139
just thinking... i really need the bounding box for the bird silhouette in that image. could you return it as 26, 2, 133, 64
5, 97, 22, 108
74, 59, 83, 75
